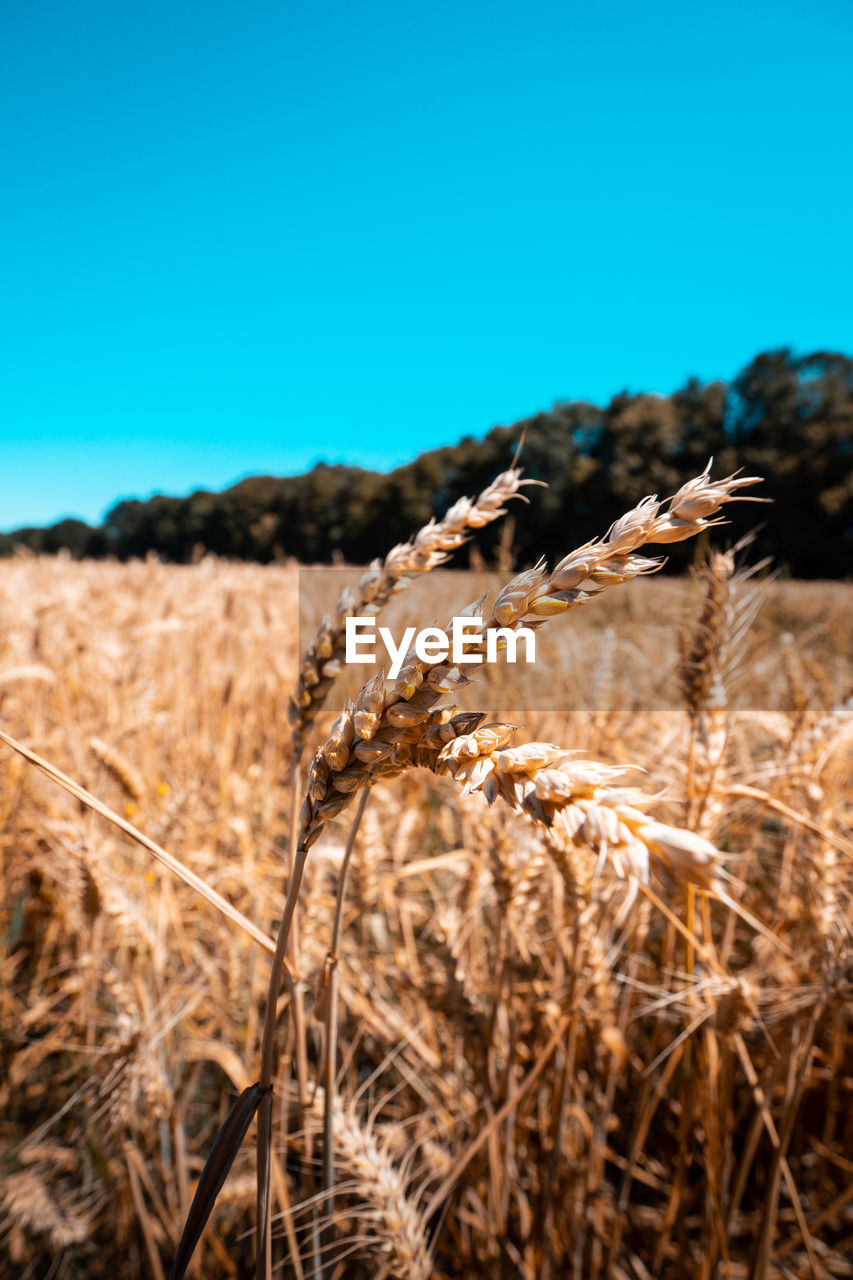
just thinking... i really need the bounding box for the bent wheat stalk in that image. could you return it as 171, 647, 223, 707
432, 725, 788, 953
435, 730, 728, 891
0, 729, 277, 958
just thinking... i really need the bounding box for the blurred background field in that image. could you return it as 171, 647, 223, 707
1, 553, 851, 1277
298, 564, 853, 715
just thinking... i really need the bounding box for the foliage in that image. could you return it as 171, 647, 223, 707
2, 348, 851, 576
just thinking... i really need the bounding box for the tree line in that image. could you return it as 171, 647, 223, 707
3, 348, 851, 578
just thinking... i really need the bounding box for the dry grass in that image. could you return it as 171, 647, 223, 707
1, 528, 852, 1279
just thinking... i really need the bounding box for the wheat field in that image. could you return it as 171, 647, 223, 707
1, 476, 852, 1278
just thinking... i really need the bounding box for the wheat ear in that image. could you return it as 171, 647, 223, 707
307, 1089, 433, 1280
297, 464, 765, 852
288, 463, 535, 760
436, 729, 728, 892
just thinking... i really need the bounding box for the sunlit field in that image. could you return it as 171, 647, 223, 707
1, 544, 851, 1278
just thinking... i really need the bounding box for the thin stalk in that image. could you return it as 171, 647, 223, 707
287, 760, 315, 1262
749, 994, 828, 1280
319, 959, 339, 1275
423, 1008, 574, 1223
256, 840, 310, 1280
0, 729, 277, 958
684, 883, 696, 1078
330, 788, 371, 962
319, 787, 371, 1278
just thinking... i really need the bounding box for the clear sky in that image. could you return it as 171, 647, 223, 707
1, 0, 851, 531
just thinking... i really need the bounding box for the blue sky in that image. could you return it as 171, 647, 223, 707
1, 0, 851, 531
